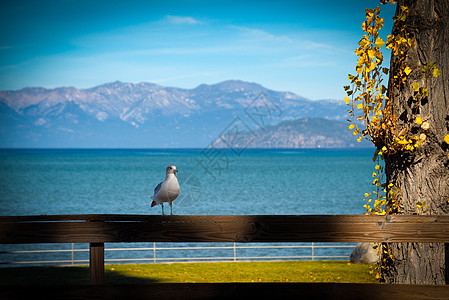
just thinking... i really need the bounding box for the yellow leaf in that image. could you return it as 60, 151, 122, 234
444, 135, 449, 144
375, 165, 381, 170
375, 37, 385, 48
415, 117, 423, 124
412, 82, 419, 91
357, 103, 363, 110
358, 38, 369, 48
372, 172, 377, 177
344, 97, 350, 105
404, 66, 412, 75
349, 124, 355, 130
433, 68, 441, 77
361, 21, 368, 32
357, 136, 362, 142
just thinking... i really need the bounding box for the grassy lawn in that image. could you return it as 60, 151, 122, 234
0, 261, 376, 285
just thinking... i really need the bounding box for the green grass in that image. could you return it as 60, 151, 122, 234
0, 261, 376, 285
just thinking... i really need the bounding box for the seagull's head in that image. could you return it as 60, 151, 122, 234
166, 165, 179, 176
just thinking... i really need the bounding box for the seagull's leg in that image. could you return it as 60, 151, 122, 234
161, 203, 164, 216
170, 202, 173, 215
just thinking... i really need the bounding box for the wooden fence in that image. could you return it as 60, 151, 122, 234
1, 214, 449, 299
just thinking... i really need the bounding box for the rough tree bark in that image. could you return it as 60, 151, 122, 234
384, 0, 449, 284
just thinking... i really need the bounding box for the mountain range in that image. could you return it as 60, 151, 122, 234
0, 80, 368, 148
212, 118, 370, 148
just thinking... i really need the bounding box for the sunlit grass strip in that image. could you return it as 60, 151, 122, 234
107, 261, 374, 283
0, 261, 376, 285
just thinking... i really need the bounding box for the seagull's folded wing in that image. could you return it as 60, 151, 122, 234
153, 181, 163, 196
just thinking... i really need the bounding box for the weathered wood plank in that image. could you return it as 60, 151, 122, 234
89, 243, 104, 285
1, 215, 449, 244
1, 283, 449, 300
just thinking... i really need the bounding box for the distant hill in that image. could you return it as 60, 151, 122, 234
0, 80, 354, 148
212, 118, 371, 149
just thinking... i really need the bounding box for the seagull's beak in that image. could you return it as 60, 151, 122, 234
175, 169, 179, 173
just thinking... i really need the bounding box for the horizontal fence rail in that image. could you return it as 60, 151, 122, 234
0, 242, 355, 266
2, 214, 449, 244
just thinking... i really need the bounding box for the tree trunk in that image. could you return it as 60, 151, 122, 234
383, 0, 449, 284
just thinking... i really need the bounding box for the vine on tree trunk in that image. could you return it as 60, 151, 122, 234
344, 1, 446, 282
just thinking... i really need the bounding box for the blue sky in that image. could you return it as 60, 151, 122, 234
0, 0, 396, 100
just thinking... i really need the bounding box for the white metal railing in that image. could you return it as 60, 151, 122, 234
0, 242, 355, 266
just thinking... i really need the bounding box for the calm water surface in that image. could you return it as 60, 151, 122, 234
0, 148, 376, 216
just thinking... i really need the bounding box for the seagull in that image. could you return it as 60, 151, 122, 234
151, 165, 180, 215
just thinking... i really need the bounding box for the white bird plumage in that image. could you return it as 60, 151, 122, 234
151, 165, 180, 215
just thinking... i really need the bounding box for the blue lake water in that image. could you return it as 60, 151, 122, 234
0, 148, 376, 216
0, 148, 377, 265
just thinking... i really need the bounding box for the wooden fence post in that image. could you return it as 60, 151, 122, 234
89, 242, 104, 285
